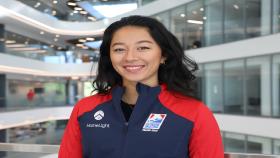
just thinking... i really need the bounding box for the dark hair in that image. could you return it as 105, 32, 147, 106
92, 15, 198, 96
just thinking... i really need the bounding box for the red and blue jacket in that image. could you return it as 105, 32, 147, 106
59, 83, 224, 158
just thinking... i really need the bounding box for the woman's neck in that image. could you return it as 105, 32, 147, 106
121, 80, 159, 105
122, 81, 138, 105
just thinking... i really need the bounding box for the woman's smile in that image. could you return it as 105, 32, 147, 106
123, 65, 146, 73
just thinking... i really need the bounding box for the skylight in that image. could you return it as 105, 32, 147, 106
93, 3, 137, 18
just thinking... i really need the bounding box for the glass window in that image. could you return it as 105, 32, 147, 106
44, 82, 66, 105
6, 80, 66, 107
224, 132, 246, 153
246, 0, 270, 38
224, 60, 244, 114
224, 0, 246, 42
204, 0, 223, 46
272, 0, 280, 33
141, 0, 157, 6
193, 64, 204, 101
0, 130, 6, 143
274, 139, 280, 154
246, 56, 271, 116
247, 136, 272, 154
204, 63, 223, 113
170, 6, 186, 48
152, 11, 170, 30
272, 54, 280, 117
185, 0, 204, 50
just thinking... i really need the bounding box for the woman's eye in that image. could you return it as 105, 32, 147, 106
113, 48, 125, 52
137, 47, 150, 51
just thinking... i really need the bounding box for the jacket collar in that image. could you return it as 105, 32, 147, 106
111, 82, 162, 125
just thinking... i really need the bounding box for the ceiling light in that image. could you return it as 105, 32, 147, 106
76, 44, 84, 47
73, 10, 79, 13
40, 31, 44, 35
70, 12, 74, 16
233, 4, 239, 10
88, 16, 96, 21
187, 20, 203, 25
9, 47, 39, 51
52, 10, 57, 15
14, 50, 47, 54
203, 16, 207, 20
74, 7, 83, 11
53, 0, 58, 4
200, 8, 204, 11
82, 46, 89, 49
5, 40, 16, 44
24, 50, 47, 54
80, 11, 88, 14
6, 44, 26, 48
93, 3, 137, 18
55, 34, 60, 38
192, 11, 197, 15
34, 2, 41, 8
44, 9, 49, 13
180, 13, 185, 18
54, 38, 58, 41
67, 2, 77, 6
86, 37, 95, 41
79, 39, 86, 42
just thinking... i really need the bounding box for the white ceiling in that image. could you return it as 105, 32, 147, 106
0, 0, 190, 48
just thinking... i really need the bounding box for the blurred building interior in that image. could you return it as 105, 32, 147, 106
0, 0, 280, 157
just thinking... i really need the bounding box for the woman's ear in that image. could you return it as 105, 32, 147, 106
160, 57, 167, 64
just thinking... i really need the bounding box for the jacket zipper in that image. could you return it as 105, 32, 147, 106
120, 122, 129, 158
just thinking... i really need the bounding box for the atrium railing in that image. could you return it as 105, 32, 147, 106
0, 143, 280, 158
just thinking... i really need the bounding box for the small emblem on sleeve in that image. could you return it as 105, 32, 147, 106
142, 113, 167, 132
94, 110, 104, 120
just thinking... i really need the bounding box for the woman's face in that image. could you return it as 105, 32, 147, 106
110, 26, 165, 87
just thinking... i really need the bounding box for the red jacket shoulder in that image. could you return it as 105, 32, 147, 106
158, 90, 206, 122
75, 93, 112, 117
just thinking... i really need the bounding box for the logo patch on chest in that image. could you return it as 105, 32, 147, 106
142, 113, 167, 132
94, 110, 104, 120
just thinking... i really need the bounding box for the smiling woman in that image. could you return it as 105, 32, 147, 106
110, 26, 165, 91
110, 26, 165, 104
59, 15, 224, 158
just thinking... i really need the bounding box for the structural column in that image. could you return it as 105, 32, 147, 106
0, 74, 6, 157
0, 24, 5, 53
0, 24, 7, 157
65, 79, 78, 105
0, 75, 6, 108
0, 24, 6, 107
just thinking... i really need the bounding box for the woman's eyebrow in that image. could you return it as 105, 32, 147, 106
136, 40, 153, 44
111, 40, 153, 47
111, 42, 125, 47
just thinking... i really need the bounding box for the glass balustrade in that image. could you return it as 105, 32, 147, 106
0, 143, 280, 158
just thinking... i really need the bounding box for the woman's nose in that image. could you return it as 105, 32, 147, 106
124, 49, 137, 61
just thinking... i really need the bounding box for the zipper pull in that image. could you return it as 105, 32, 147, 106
124, 122, 129, 133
